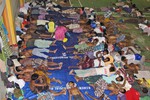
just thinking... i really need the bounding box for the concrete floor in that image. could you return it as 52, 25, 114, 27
0, 73, 6, 100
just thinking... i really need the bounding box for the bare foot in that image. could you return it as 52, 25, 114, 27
53, 49, 58, 53
73, 55, 80, 59
85, 91, 88, 95
47, 57, 53, 61
46, 72, 52, 76
75, 76, 82, 82
56, 79, 62, 84
58, 62, 63, 69
69, 69, 74, 75
53, 40, 57, 44
63, 45, 66, 50
61, 89, 67, 95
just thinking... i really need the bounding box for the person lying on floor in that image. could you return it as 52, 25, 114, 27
24, 38, 57, 48
119, 49, 145, 66
14, 61, 62, 82
69, 63, 116, 78
85, 77, 126, 100
66, 81, 85, 100
20, 48, 57, 60
68, 51, 109, 69
115, 63, 139, 84
18, 57, 63, 70
63, 38, 99, 53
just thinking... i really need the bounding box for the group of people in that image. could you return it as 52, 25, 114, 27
0, 0, 149, 100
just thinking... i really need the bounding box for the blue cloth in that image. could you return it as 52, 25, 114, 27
135, 54, 142, 60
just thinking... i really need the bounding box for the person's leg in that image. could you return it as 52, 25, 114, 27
62, 45, 74, 50
49, 89, 66, 96
33, 48, 49, 59
74, 76, 83, 82
128, 46, 141, 54
50, 40, 57, 46
68, 66, 78, 69
85, 92, 99, 100
48, 62, 63, 70
49, 49, 58, 53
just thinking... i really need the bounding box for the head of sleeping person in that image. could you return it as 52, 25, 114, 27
104, 57, 110, 62
68, 81, 75, 88
116, 75, 124, 82
109, 66, 116, 72
92, 38, 99, 45
120, 88, 126, 93
103, 50, 109, 55
31, 73, 39, 81
142, 87, 148, 94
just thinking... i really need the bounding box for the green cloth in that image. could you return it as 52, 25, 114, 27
140, 96, 150, 100
84, 75, 101, 84
34, 39, 53, 48
74, 43, 89, 51
26, 39, 35, 48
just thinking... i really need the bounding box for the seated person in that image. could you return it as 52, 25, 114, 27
30, 72, 62, 93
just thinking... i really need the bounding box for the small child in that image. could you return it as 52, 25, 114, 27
66, 81, 85, 100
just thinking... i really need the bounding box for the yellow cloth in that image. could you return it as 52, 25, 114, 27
105, 55, 114, 66
48, 21, 55, 33
34, 71, 50, 84
104, 18, 110, 23
63, 38, 68, 42
139, 79, 150, 88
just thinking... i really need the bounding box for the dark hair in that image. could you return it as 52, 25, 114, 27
103, 50, 109, 54
31, 74, 39, 80
17, 58, 23, 62
10, 55, 18, 59
118, 76, 124, 81
142, 87, 148, 93
15, 67, 22, 72
104, 57, 110, 62
7, 98, 12, 100
16, 74, 20, 79
18, 41, 23, 48
121, 89, 126, 93
109, 67, 116, 72
69, 81, 74, 84
100, 22, 104, 26
121, 56, 126, 61
15, 83, 20, 89
118, 51, 123, 55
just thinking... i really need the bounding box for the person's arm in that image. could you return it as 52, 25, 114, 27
68, 89, 72, 100
117, 95, 121, 100
33, 82, 47, 87
51, 78, 62, 84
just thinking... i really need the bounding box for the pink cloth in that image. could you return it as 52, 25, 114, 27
55, 26, 67, 40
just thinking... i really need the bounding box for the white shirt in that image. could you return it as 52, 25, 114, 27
12, 59, 21, 67
118, 74, 132, 91
92, 36, 105, 45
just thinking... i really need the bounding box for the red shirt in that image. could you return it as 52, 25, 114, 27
125, 88, 140, 100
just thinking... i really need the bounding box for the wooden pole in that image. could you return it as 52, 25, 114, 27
5, 0, 17, 45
